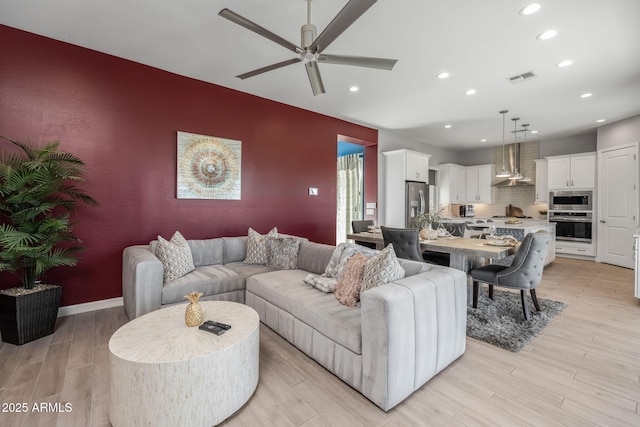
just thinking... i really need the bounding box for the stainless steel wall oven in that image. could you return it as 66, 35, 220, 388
549, 211, 593, 243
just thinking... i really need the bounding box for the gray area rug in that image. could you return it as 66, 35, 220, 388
467, 289, 567, 352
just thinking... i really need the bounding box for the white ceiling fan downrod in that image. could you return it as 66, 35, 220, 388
301, 0, 318, 60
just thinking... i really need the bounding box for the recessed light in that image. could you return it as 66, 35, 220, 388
580, 93, 592, 98
480, 139, 487, 142
520, 3, 541, 15
557, 60, 573, 68
444, 124, 452, 129
349, 86, 359, 92
531, 130, 539, 134
465, 89, 476, 95
437, 72, 450, 79
537, 30, 557, 40
596, 119, 606, 123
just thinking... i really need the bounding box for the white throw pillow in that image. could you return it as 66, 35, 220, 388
244, 227, 278, 264
155, 231, 195, 283
361, 244, 405, 293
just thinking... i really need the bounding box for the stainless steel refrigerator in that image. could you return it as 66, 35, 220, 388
406, 181, 429, 228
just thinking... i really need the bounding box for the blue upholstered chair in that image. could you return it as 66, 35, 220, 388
470, 232, 550, 321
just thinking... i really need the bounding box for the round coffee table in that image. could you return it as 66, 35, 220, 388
109, 301, 259, 427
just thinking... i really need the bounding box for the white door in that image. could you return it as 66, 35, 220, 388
598, 144, 638, 268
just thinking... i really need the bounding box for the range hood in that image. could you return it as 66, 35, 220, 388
494, 143, 534, 186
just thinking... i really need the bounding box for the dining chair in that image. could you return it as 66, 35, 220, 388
469, 232, 550, 321
381, 226, 425, 262
351, 220, 377, 249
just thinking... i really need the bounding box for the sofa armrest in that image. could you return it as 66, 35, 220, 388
122, 245, 164, 320
360, 265, 467, 411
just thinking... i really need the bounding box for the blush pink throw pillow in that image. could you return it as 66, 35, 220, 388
334, 253, 368, 307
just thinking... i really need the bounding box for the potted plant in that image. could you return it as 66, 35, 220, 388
411, 207, 447, 239
0, 136, 97, 345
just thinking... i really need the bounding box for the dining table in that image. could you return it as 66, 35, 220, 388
346, 231, 518, 299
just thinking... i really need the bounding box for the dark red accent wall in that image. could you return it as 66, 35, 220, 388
0, 25, 378, 306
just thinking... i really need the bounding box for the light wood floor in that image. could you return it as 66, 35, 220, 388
1, 257, 639, 427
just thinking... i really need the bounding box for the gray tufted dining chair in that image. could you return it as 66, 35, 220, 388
381, 226, 425, 262
470, 231, 550, 321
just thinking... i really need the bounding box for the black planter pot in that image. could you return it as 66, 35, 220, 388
0, 285, 62, 345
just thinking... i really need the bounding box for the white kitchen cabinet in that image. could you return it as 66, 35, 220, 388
465, 164, 493, 203
405, 152, 430, 182
547, 153, 596, 190
555, 241, 595, 257
438, 164, 466, 204
534, 159, 548, 203
382, 149, 431, 227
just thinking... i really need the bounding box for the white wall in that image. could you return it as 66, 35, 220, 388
597, 114, 640, 149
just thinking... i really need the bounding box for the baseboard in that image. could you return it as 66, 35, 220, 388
58, 297, 124, 317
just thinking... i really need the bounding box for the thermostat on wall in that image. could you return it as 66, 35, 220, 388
308, 187, 318, 196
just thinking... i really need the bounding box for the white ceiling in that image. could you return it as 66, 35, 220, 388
1, 0, 640, 150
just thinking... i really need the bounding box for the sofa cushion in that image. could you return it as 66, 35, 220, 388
222, 236, 248, 264
266, 236, 300, 270
223, 261, 275, 279
297, 241, 336, 275
244, 227, 278, 264
247, 270, 362, 354
303, 274, 338, 293
335, 253, 368, 307
161, 264, 245, 304
186, 238, 224, 267
361, 244, 406, 293
156, 231, 195, 283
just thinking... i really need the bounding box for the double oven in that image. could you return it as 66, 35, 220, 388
548, 190, 593, 243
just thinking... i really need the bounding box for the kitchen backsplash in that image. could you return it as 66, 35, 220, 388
442, 141, 549, 219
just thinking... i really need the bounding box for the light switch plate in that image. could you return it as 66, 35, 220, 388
366, 202, 376, 209
308, 187, 318, 196
366, 209, 375, 215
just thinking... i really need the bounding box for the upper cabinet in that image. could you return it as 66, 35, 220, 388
534, 159, 548, 203
439, 163, 466, 203
547, 153, 596, 190
404, 151, 430, 182
466, 164, 493, 203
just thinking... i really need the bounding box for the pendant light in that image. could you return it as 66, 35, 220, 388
509, 117, 523, 180
496, 110, 511, 178
520, 123, 533, 182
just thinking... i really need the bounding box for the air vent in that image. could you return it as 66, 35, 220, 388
507, 71, 538, 84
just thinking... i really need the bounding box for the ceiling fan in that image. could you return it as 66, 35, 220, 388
219, 0, 398, 96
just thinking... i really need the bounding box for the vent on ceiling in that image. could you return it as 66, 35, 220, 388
507, 71, 538, 84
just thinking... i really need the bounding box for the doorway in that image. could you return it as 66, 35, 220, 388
597, 143, 638, 268
336, 135, 377, 245
336, 141, 364, 245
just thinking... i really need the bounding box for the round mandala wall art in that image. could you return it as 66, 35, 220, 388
177, 131, 241, 199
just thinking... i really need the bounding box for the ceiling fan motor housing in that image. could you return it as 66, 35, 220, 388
301, 23, 317, 49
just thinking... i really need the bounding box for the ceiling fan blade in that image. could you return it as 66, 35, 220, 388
219, 9, 300, 54
305, 61, 326, 96
236, 58, 300, 80
308, 0, 377, 53
319, 54, 397, 70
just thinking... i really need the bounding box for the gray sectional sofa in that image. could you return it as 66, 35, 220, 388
122, 234, 467, 411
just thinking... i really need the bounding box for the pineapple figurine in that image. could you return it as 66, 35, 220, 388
184, 291, 204, 327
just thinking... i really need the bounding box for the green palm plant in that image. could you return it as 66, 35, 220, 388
0, 136, 98, 289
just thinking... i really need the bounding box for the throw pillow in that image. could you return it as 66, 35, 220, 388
324, 243, 377, 279
266, 236, 301, 270
335, 253, 368, 307
361, 244, 405, 293
155, 231, 195, 283
303, 274, 338, 293
244, 227, 278, 264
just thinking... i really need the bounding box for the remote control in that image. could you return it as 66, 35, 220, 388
210, 321, 231, 330
199, 323, 225, 335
